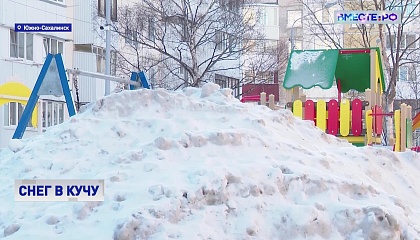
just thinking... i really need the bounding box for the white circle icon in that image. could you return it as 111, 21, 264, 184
17, 25, 21, 30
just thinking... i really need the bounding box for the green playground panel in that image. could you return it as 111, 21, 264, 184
335, 52, 370, 93
352, 142, 365, 147
283, 49, 339, 90
283, 47, 386, 93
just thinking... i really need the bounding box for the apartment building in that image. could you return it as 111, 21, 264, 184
240, 0, 281, 101
280, 0, 301, 51
72, 0, 120, 106
0, 0, 74, 147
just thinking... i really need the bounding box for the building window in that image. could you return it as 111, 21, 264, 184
74, 44, 92, 52
3, 102, 33, 127
94, 46, 116, 75
215, 31, 224, 51
215, 31, 235, 52
406, 34, 416, 49
43, 37, 64, 57
287, 10, 302, 28
255, 40, 278, 52
148, 18, 155, 41
263, 7, 278, 26
179, 65, 189, 82
98, 0, 118, 21
94, 46, 105, 74
74, 44, 116, 76
394, 3, 418, 17
386, 35, 396, 49
244, 71, 275, 84
125, 28, 138, 45
387, 34, 417, 49
405, 3, 418, 16
219, 0, 241, 13
41, 101, 65, 128
399, 66, 408, 81
9, 30, 33, 60
214, 74, 240, 98
26, 33, 33, 60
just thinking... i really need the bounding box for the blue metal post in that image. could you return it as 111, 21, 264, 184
55, 54, 76, 116
12, 54, 54, 139
129, 72, 138, 90
139, 71, 150, 89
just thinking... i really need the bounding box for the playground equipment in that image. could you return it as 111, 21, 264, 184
12, 53, 150, 140
282, 47, 413, 151
241, 93, 278, 110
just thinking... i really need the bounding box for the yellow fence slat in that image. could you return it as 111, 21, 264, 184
365, 110, 373, 145
340, 99, 350, 137
293, 100, 303, 119
395, 110, 401, 152
316, 100, 327, 132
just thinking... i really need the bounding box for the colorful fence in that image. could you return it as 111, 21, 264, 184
395, 103, 413, 152
289, 98, 373, 146
289, 98, 411, 150
241, 92, 413, 151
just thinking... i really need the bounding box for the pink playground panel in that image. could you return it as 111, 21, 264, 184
327, 99, 339, 135
304, 100, 315, 124
374, 105, 383, 135
351, 99, 363, 136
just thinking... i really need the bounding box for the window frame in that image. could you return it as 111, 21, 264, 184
9, 30, 33, 60
214, 74, 240, 98
287, 10, 302, 28
3, 102, 33, 128
41, 101, 65, 129
43, 37, 64, 58
387, 34, 417, 49
399, 66, 408, 81
263, 7, 278, 26
98, 0, 118, 21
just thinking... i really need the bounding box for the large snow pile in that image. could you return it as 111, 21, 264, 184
0, 83, 420, 239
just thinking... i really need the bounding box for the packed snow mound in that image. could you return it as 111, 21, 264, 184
0, 83, 420, 239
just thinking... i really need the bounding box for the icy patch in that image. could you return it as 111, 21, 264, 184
291, 51, 323, 70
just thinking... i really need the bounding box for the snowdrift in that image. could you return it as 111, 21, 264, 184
0, 83, 420, 239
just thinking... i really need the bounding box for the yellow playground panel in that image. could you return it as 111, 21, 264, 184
0, 82, 38, 127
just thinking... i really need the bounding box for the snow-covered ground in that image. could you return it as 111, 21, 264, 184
0, 83, 419, 239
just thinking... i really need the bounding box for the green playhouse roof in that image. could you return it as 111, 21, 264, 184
283, 48, 386, 93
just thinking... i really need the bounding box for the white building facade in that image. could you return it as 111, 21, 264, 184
72, 0, 121, 106
0, 0, 74, 148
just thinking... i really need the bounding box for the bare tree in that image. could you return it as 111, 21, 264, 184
242, 39, 289, 83
237, 39, 289, 98
396, 64, 420, 113
113, 0, 263, 90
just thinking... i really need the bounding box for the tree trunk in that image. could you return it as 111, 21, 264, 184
385, 99, 394, 146
378, 23, 396, 144
385, 76, 397, 144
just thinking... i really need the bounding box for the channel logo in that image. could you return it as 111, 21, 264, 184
334, 11, 401, 24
